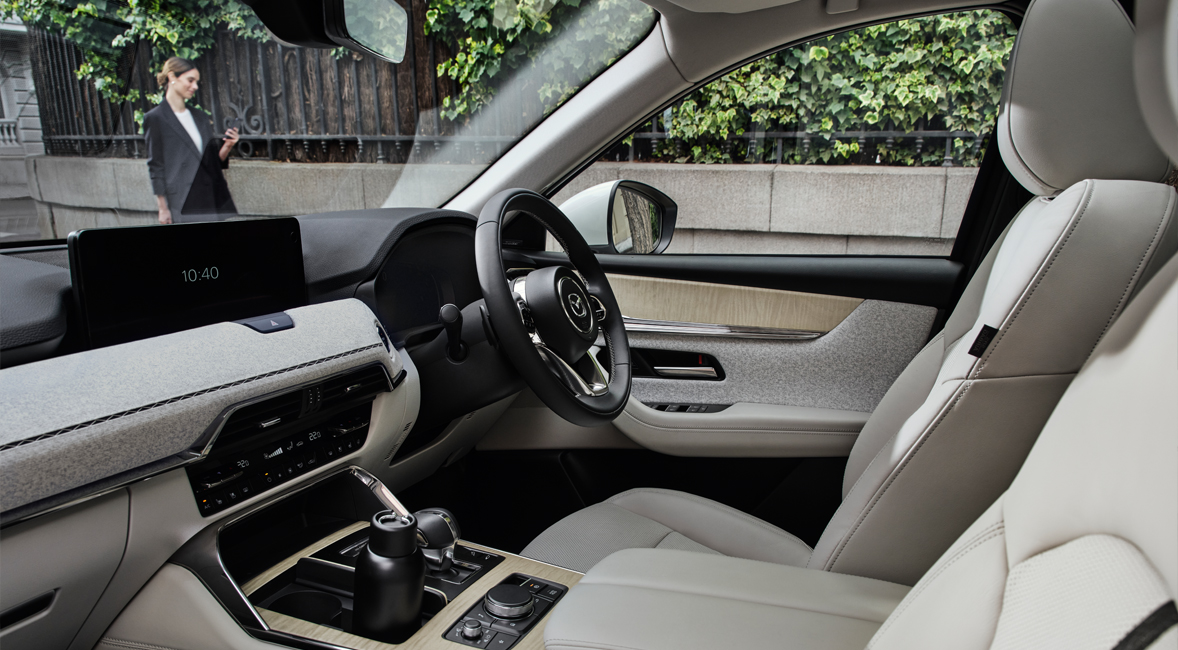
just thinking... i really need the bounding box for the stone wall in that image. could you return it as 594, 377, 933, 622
551, 162, 977, 255
26, 156, 977, 255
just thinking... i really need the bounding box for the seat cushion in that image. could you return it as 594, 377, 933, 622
521, 487, 813, 572
544, 548, 910, 650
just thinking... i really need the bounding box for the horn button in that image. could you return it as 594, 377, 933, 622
523, 266, 597, 362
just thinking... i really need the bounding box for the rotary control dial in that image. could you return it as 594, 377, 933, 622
483, 584, 535, 619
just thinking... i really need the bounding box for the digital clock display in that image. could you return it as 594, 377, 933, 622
69, 218, 306, 348
182, 267, 220, 282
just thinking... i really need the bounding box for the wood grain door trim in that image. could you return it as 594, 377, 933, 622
606, 274, 863, 333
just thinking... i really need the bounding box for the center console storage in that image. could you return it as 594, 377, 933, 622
174, 466, 580, 650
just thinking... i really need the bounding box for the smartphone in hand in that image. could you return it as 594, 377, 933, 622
224, 117, 243, 137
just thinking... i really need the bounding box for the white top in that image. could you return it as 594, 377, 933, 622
174, 108, 204, 153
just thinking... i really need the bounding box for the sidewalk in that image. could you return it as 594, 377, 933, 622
0, 183, 41, 243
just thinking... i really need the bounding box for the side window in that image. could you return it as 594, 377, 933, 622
552, 10, 1017, 256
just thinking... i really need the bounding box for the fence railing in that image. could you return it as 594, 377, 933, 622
29, 20, 985, 168
26, 8, 527, 165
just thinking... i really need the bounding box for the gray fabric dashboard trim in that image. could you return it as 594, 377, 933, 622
0, 299, 400, 513
627, 300, 936, 413
0, 344, 383, 453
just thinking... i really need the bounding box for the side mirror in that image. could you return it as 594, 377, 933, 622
559, 181, 677, 254
243, 0, 408, 63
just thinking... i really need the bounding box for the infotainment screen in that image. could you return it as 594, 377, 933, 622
68, 218, 307, 348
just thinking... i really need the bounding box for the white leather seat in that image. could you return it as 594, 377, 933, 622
543, 240, 1178, 650
524, 0, 1178, 585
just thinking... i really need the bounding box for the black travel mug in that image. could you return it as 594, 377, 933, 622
351, 510, 425, 643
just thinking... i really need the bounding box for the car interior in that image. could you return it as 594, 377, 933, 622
1, 0, 1176, 648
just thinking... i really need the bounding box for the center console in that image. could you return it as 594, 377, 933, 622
171, 466, 579, 650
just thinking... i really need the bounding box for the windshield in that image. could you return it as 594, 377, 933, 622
0, 0, 656, 240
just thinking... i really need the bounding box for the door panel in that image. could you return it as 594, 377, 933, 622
625, 299, 936, 412
614, 399, 869, 457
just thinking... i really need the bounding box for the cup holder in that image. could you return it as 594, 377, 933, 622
422, 588, 446, 617
269, 590, 344, 626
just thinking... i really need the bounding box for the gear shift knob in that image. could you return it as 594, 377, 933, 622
414, 508, 460, 573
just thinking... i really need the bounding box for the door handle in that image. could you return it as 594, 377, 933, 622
653, 366, 718, 379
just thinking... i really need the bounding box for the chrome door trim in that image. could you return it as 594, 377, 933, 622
622, 317, 823, 340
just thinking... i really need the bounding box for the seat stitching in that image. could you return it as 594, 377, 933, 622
1084, 187, 1174, 359
975, 181, 1094, 377
866, 522, 1006, 647
97, 639, 182, 650
826, 381, 971, 571
609, 487, 813, 555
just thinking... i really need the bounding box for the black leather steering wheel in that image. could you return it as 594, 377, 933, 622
475, 188, 631, 427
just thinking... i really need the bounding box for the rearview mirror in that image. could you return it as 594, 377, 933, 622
559, 181, 677, 254
324, 0, 408, 63
243, 0, 408, 63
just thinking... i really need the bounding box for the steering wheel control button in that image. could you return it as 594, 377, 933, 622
484, 584, 534, 619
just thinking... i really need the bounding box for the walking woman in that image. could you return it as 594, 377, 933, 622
144, 57, 239, 224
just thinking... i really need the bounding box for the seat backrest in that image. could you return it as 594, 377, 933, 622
1134, 0, 1178, 160
865, 249, 1178, 650
807, 0, 1178, 585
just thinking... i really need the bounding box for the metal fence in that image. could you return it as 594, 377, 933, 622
29, 20, 985, 167
27, 10, 543, 165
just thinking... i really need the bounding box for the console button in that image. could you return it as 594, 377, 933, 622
487, 635, 516, 649
466, 608, 494, 626
197, 495, 216, 515
521, 579, 545, 593
490, 617, 528, 634
531, 596, 552, 617
538, 585, 563, 600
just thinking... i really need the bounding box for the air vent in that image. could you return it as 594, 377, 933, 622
218, 390, 302, 442
320, 365, 391, 409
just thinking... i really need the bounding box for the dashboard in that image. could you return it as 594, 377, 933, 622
0, 207, 549, 527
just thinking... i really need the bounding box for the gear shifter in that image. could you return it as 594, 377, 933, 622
414, 507, 461, 574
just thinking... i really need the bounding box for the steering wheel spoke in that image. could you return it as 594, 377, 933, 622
534, 343, 609, 397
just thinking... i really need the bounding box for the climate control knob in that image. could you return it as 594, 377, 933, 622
484, 584, 535, 619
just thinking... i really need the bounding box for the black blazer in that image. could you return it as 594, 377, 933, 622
144, 104, 233, 222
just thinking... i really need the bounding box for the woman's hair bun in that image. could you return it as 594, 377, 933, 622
157, 57, 196, 88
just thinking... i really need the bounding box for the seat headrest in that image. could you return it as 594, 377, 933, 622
1134, 0, 1178, 161
998, 0, 1171, 195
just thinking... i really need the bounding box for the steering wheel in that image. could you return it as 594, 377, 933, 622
475, 188, 631, 427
